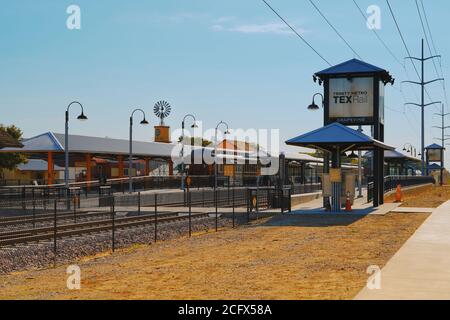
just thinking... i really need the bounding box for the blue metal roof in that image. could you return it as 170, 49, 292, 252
428, 163, 442, 170
286, 122, 394, 150
425, 143, 444, 150
17, 159, 64, 171
315, 59, 386, 76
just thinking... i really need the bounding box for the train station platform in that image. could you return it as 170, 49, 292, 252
355, 200, 450, 300
290, 189, 400, 216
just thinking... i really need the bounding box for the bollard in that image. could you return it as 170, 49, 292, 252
246, 190, 250, 223
188, 189, 192, 237
73, 196, 77, 223
138, 192, 141, 215
154, 194, 158, 242
53, 200, 57, 266
215, 189, 218, 232
111, 197, 115, 252
32, 199, 36, 229
232, 187, 235, 228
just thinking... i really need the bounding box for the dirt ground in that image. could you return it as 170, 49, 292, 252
385, 185, 450, 208
0, 212, 429, 300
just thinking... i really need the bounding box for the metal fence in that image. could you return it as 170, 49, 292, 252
0, 185, 292, 268
367, 175, 435, 203
0, 174, 318, 208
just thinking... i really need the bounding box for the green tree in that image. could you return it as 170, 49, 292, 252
178, 136, 212, 147
0, 124, 27, 170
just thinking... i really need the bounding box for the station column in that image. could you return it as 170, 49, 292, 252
47, 151, 54, 185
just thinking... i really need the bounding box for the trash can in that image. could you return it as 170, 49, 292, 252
99, 186, 112, 207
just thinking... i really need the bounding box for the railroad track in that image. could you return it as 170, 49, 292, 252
0, 211, 210, 246
0, 210, 110, 227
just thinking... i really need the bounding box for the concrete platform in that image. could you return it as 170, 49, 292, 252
290, 190, 400, 216
355, 200, 450, 300
390, 207, 435, 213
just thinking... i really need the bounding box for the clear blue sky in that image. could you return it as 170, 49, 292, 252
1, 0, 449, 164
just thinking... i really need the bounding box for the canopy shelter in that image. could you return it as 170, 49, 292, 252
286, 122, 394, 153
0, 131, 23, 149
0, 132, 177, 185
428, 163, 443, 170
314, 58, 394, 84
425, 143, 445, 184
286, 123, 394, 211
364, 150, 422, 176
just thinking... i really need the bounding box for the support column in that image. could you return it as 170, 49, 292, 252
168, 159, 174, 176
47, 151, 54, 185
331, 148, 341, 212
323, 153, 330, 208
117, 155, 124, 178
144, 157, 150, 176
379, 148, 385, 205
85, 153, 92, 190
373, 148, 380, 207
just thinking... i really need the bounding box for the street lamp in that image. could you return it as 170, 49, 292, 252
129, 108, 149, 193
403, 143, 417, 158
307, 93, 324, 110
65, 101, 88, 193
215, 121, 230, 190
181, 114, 198, 190
356, 126, 364, 198
307, 93, 326, 205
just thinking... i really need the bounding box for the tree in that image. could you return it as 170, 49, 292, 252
0, 124, 27, 170
178, 136, 212, 147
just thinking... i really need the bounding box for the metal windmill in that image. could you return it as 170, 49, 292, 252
153, 100, 172, 126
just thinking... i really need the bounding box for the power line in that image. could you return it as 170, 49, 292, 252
415, 0, 440, 80
352, 0, 421, 134
352, 0, 420, 102
419, 0, 450, 113
352, 0, 401, 66
308, 0, 362, 59
260, 0, 332, 66
385, 0, 421, 80
385, 0, 436, 107
420, 0, 441, 72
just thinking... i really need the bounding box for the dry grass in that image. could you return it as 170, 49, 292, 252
385, 185, 450, 208
0, 212, 428, 300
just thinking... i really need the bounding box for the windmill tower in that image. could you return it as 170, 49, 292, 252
153, 100, 172, 143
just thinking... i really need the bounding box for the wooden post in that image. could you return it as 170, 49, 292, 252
47, 151, 54, 185
85, 153, 92, 191
168, 159, 174, 176
117, 155, 124, 178
144, 157, 150, 176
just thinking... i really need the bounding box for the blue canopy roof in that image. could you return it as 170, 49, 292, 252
428, 163, 443, 170
286, 122, 394, 151
425, 143, 444, 150
314, 59, 393, 83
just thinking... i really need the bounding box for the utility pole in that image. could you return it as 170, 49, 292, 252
357, 125, 363, 198
403, 39, 444, 176
433, 104, 450, 184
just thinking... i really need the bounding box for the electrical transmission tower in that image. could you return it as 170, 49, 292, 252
403, 39, 444, 176
434, 104, 450, 181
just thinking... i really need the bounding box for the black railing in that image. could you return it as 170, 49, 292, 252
0, 175, 318, 208
367, 175, 435, 203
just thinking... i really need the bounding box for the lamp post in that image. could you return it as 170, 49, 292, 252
307, 93, 328, 206
180, 114, 198, 190
403, 143, 417, 157
215, 121, 230, 190
356, 126, 364, 198
65, 101, 88, 193
129, 109, 149, 193
307, 93, 324, 111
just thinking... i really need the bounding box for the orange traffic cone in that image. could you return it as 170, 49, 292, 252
395, 184, 402, 202
345, 192, 352, 212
